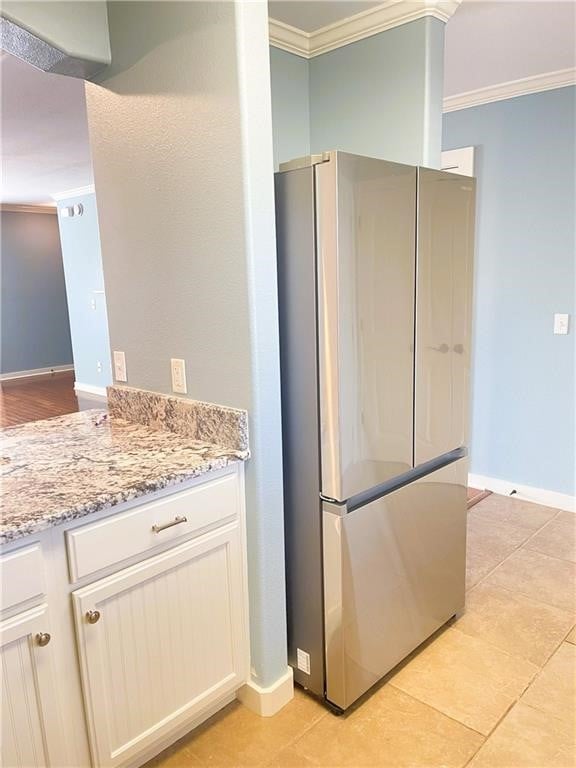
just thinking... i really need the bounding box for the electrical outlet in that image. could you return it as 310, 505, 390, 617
171, 358, 187, 394
96, 361, 102, 374
113, 350, 127, 382
553, 313, 570, 335
297, 648, 311, 675
90, 298, 97, 310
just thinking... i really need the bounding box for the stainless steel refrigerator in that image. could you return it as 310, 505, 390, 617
275, 151, 475, 711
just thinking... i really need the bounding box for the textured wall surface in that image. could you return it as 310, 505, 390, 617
56, 192, 112, 390
444, 87, 575, 495
1, 211, 73, 374
269, 47, 310, 169
86, 1, 287, 687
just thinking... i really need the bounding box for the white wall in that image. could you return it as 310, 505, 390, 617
85, 0, 287, 689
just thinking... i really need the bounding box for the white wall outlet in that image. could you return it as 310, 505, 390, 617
90, 298, 97, 310
553, 313, 570, 335
296, 648, 311, 675
96, 361, 102, 374
170, 358, 187, 394
113, 350, 127, 382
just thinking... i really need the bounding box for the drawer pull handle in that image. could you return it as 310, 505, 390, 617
36, 632, 51, 647
151, 516, 188, 534
86, 610, 101, 624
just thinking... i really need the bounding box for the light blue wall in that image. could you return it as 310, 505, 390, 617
56, 193, 112, 390
309, 18, 445, 167
269, 47, 310, 170
86, 1, 286, 689
269, 19, 445, 169
1, 211, 73, 374
443, 87, 576, 495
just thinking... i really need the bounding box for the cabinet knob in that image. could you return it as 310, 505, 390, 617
86, 610, 101, 624
36, 632, 51, 647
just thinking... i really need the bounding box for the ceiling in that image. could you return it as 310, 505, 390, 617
1, 52, 93, 205
1, 1, 574, 204
444, 1, 575, 96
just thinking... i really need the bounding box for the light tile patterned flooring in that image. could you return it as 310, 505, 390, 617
148, 495, 576, 768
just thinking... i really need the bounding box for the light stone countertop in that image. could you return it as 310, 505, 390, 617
0, 409, 248, 545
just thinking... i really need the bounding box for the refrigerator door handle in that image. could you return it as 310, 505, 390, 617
426, 343, 450, 353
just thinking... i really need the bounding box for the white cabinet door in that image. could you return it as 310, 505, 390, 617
1, 604, 64, 768
73, 521, 249, 768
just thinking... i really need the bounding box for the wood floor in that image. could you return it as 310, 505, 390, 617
467, 486, 492, 509
0, 371, 80, 427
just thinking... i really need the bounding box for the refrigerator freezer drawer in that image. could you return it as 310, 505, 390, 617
323, 458, 467, 710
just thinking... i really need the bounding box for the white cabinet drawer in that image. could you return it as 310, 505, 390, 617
1, 545, 46, 612
66, 470, 240, 581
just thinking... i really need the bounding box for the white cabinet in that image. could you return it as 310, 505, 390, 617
1, 466, 249, 768
73, 520, 248, 768
1, 604, 65, 768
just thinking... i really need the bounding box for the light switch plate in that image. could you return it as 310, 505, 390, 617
113, 350, 127, 382
171, 358, 187, 394
553, 313, 570, 335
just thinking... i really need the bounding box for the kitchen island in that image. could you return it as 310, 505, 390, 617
1, 388, 250, 768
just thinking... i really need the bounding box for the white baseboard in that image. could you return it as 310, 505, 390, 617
74, 382, 108, 398
0, 365, 73, 381
237, 667, 294, 717
469, 473, 575, 513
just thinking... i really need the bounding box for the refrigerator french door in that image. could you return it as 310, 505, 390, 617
275, 151, 475, 710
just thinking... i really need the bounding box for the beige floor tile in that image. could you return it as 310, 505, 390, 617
567, 626, 576, 644
173, 689, 326, 767
266, 745, 317, 767
466, 536, 514, 590
456, 583, 574, 666
484, 548, 576, 614
389, 627, 538, 735
525, 516, 576, 563
555, 511, 576, 525
287, 685, 484, 767
471, 495, 558, 530
464, 497, 556, 591
521, 643, 576, 725
465, 516, 526, 590
146, 743, 204, 767
468, 702, 576, 768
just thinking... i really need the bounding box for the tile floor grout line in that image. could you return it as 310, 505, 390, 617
465, 577, 575, 616
446, 623, 543, 674
387, 681, 489, 740
260, 700, 329, 767
462, 698, 519, 767
468, 501, 571, 594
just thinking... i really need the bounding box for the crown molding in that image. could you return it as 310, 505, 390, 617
269, 18, 309, 58
0, 203, 57, 214
52, 184, 95, 201
443, 68, 576, 112
269, 0, 462, 59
